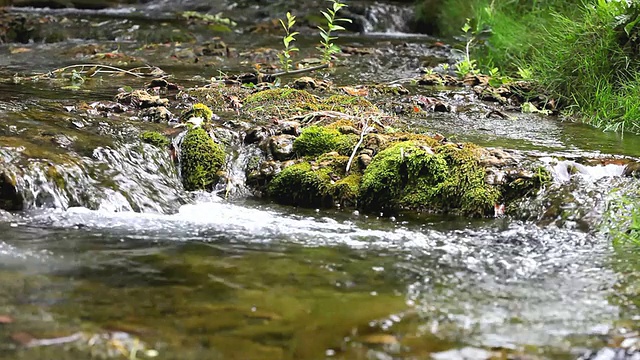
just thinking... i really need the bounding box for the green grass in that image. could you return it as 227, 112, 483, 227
421, 0, 640, 134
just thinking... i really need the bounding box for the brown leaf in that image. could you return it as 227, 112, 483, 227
11, 332, 35, 346
0, 315, 13, 324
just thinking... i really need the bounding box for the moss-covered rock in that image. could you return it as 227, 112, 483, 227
359, 141, 500, 216
140, 131, 170, 148
244, 88, 319, 116
293, 126, 357, 157
319, 95, 378, 114
180, 103, 214, 123
267, 153, 359, 207
180, 128, 226, 191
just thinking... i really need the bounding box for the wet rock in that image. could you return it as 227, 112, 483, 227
276, 120, 301, 136
292, 77, 318, 90
363, 133, 387, 155
477, 148, 518, 168
0, 171, 23, 211
624, 161, 640, 178
433, 101, 451, 112
244, 127, 270, 145
52, 134, 76, 149
114, 90, 168, 109
138, 106, 173, 123
87, 101, 128, 115
147, 78, 180, 91
199, 39, 228, 57
358, 153, 372, 168
417, 73, 460, 86
269, 135, 296, 161
462, 74, 490, 87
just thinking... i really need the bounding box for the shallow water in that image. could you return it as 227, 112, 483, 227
0, 200, 622, 359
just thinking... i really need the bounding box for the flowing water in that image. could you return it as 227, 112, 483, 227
2, 2, 640, 359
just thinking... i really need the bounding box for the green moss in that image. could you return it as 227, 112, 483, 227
502, 166, 551, 203
46, 165, 66, 190
180, 128, 226, 191
293, 126, 357, 157
244, 88, 319, 116
267, 162, 332, 208
181, 103, 214, 122
359, 141, 499, 216
140, 131, 170, 148
267, 154, 359, 208
245, 88, 317, 104
318, 95, 378, 114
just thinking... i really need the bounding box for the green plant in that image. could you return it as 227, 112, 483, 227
317, 0, 352, 64
454, 19, 479, 77
278, 12, 299, 73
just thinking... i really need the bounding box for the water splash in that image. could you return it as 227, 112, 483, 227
0, 142, 188, 214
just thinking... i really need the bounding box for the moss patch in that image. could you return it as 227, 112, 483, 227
267, 154, 359, 208
180, 103, 213, 122
180, 128, 226, 191
318, 95, 378, 114
359, 141, 499, 216
293, 126, 357, 157
140, 131, 170, 148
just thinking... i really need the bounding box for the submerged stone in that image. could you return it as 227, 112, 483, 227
179, 128, 225, 191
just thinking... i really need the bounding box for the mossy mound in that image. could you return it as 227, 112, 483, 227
267, 153, 359, 208
318, 95, 378, 114
359, 141, 500, 216
181, 86, 249, 112
180, 103, 213, 122
140, 131, 170, 148
244, 88, 319, 115
293, 126, 357, 157
180, 128, 226, 191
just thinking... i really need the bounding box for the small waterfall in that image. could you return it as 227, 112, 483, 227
359, 1, 414, 34
0, 142, 188, 214
513, 157, 636, 230
217, 144, 263, 198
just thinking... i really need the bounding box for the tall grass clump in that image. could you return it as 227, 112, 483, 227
604, 189, 640, 247
525, 1, 640, 133
425, 0, 640, 133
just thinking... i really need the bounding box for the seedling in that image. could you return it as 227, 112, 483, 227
317, 0, 352, 64
278, 12, 299, 73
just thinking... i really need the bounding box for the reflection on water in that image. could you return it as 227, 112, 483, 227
0, 200, 623, 359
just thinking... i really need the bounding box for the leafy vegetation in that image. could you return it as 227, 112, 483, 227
425, 0, 640, 134
277, 0, 351, 67
278, 12, 299, 73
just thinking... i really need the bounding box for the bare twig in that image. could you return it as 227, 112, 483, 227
346, 121, 372, 174
47, 64, 163, 78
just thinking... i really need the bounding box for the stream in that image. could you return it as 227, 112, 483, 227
2, 1, 640, 359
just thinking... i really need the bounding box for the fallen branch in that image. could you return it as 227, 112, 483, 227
46, 64, 165, 78
220, 63, 329, 84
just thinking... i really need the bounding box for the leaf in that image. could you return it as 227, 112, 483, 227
321, 11, 332, 23
332, 25, 346, 31
279, 18, 287, 31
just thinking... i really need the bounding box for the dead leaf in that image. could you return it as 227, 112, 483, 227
0, 315, 14, 324
10, 47, 31, 54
